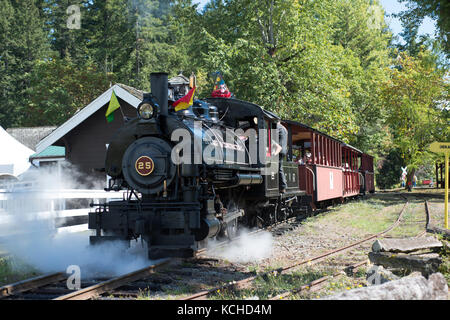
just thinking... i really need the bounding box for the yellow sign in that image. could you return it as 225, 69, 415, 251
429, 141, 449, 229
429, 142, 450, 153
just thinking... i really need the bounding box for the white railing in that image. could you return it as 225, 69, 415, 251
0, 188, 130, 237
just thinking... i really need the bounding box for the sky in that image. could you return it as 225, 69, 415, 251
379, 0, 437, 42
192, 0, 438, 43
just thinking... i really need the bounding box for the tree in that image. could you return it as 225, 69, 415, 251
20, 57, 114, 126
398, 0, 450, 57
380, 50, 449, 187
42, 0, 90, 64
174, 0, 394, 144
84, 0, 136, 78
122, 0, 189, 90
0, 0, 50, 128
0, 0, 16, 128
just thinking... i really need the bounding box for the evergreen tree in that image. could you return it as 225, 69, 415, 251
43, 0, 89, 64
0, 0, 16, 128
0, 0, 50, 128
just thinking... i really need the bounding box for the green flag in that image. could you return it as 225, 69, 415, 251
105, 90, 120, 123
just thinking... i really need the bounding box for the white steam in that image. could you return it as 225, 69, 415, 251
0, 164, 151, 278
208, 229, 273, 263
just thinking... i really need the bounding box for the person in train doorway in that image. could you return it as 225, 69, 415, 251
272, 120, 288, 193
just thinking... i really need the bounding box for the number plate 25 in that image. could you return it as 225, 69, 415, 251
135, 156, 155, 176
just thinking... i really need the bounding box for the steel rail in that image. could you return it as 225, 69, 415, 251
270, 260, 369, 300
271, 197, 432, 300
0, 272, 66, 298
54, 258, 170, 300
182, 197, 409, 300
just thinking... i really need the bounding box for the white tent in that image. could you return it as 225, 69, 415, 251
0, 126, 34, 177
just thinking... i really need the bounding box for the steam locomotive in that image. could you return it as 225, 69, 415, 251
88, 73, 374, 259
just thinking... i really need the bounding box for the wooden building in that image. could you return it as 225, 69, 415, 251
35, 83, 144, 182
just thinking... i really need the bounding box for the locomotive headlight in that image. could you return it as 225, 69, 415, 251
138, 102, 155, 119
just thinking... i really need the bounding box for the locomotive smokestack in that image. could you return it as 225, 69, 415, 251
150, 72, 168, 116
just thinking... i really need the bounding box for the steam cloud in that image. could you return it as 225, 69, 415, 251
0, 164, 151, 278
208, 229, 273, 263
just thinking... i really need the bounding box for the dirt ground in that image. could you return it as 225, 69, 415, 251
135, 189, 448, 300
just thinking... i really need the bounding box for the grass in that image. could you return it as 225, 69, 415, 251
437, 239, 450, 287
0, 256, 40, 287
209, 266, 334, 300
222, 190, 447, 300
299, 195, 406, 237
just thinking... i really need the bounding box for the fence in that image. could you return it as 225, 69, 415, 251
0, 184, 129, 238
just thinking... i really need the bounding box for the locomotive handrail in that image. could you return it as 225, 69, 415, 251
305, 166, 316, 191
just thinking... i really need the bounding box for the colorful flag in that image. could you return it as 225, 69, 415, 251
173, 87, 196, 112
105, 90, 121, 123
211, 72, 231, 98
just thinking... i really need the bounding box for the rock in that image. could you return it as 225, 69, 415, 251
372, 237, 442, 253
366, 265, 400, 285
427, 225, 450, 240
368, 252, 442, 277
321, 273, 448, 300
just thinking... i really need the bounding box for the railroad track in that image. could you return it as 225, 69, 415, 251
1, 192, 434, 301
182, 195, 411, 300
0, 206, 309, 300
267, 196, 434, 300
0, 258, 170, 300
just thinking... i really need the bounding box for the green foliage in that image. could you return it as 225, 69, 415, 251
174, 0, 393, 143
0, 0, 50, 128
376, 148, 404, 189
398, 0, 450, 57
0, 0, 448, 189
21, 57, 114, 126
381, 51, 449, 165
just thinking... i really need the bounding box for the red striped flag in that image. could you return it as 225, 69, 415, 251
173, 87, 196, 112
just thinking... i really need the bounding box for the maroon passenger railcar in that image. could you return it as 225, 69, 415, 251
283, 121, 344, 208
282, 120, 372, 208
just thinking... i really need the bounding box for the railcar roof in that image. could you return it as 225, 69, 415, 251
342, 143, 363, 154
282, 119, 342, 144
282, 119, 366, 155
204, 98, 280, 121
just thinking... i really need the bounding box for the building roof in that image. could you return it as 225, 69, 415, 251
35, 83, 143, 154
6, 126, 56, 151
168, 73, 190, 85
0, 126, 34, 176
30, 146, 65, 160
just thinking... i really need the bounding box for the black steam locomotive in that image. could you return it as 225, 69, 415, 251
88, 73, 307, 258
